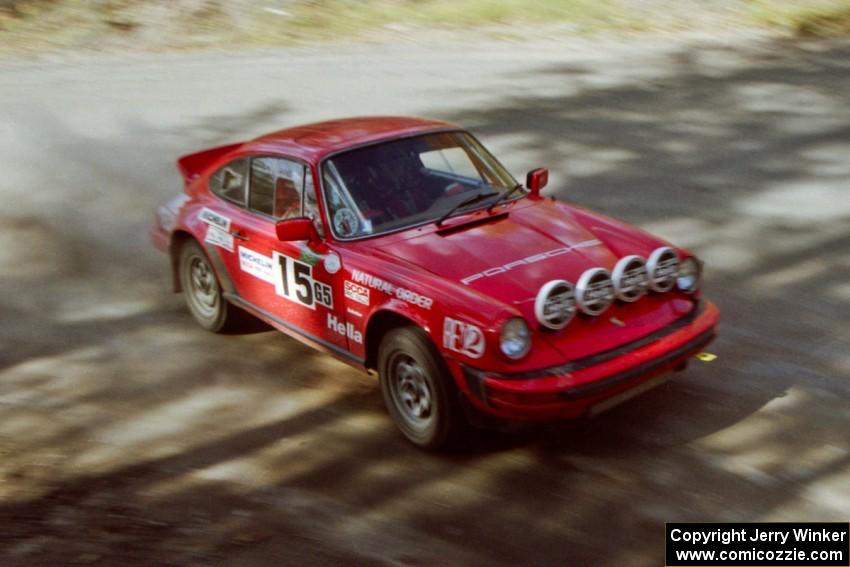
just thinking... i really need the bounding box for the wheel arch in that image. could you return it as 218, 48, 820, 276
364, 309, 431, 370
169, 230, 195, 292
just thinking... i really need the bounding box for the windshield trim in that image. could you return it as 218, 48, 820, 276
317, 128, 521, 242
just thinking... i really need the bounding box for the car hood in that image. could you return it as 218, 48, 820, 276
378, 200, 658, 320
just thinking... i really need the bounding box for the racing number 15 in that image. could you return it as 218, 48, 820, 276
274, 253, 333, 310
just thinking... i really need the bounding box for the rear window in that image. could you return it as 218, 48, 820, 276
209, 158, 248, 205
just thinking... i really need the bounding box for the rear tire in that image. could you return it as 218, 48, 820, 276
178, 240, 232, 332
378, 326, 464, 450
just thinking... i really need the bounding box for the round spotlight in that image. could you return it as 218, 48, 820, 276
576, 268, 615, 316
612, 255, 649, 302
646, 247, 679, 292
534, 279, 576, 330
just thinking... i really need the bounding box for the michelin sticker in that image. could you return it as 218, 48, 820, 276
344, 281, 370, 306
443, 317, 485, 358
205, 225, 234, 252
198, 207, 231, 232
238, 246, 274, 284
350, 269, 433, 310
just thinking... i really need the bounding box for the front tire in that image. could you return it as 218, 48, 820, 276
178, 240, 232, 332
378, 327, 463, 450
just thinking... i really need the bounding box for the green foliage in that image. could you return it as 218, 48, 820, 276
254, 0, 642, 42
749, 0, 850, 38
3, 0, 850, 57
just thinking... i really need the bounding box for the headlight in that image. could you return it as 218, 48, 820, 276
676, 257, 701, 293
534, 279, 576, 330
500, 317, 531, 360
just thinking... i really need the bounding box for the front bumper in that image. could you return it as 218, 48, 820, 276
460, 300, 719, 421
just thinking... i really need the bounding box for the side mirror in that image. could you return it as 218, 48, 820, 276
276, 217, 320, 245
526, 168, 549, 197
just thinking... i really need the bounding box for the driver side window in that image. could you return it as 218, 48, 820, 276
248, 157, 305, 220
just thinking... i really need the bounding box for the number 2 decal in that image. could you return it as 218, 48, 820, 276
274, 252, 333, 310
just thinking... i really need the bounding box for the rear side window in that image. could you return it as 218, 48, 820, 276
209, 158, 248, 205
249, 157, 306, 220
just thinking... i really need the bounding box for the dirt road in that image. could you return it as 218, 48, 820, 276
1, 35, 849, 566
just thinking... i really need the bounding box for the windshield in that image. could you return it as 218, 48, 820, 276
321, 131, 519, 239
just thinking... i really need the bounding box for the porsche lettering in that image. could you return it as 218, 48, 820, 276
460, 240, 602, 285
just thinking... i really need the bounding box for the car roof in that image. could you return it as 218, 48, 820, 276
246, 116, 459, 161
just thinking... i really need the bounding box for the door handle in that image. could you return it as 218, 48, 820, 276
230, 230, 249, 241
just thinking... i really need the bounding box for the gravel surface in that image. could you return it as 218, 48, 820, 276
1, 33, 849, 566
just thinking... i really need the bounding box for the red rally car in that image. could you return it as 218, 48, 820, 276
151, 116, 719, 449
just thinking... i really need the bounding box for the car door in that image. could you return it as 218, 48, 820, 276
224, 156, 349, 352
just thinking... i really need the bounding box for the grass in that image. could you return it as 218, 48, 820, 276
748, 0, 850, 38
2, 0, 850, 58
251, 0, 645, 43
0, 0, 648, 57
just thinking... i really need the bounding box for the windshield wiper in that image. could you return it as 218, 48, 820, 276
436, 191, 498, 226
487, 183, 525, 212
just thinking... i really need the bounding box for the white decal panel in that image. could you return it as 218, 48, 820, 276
351, 269, 433, 310
238, 246, 334, 311
443, 317, 485, 359
344, 281, 370, 306
205, 225, 234, 252
273, 251, 333, 310
238, 246, 274, 283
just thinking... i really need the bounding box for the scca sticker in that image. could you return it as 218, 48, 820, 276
274, 251, 333, 310
344, 281, 370, 306
443, 317, 485, 359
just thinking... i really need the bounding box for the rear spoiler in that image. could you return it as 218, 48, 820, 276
176, 142, 242, 185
